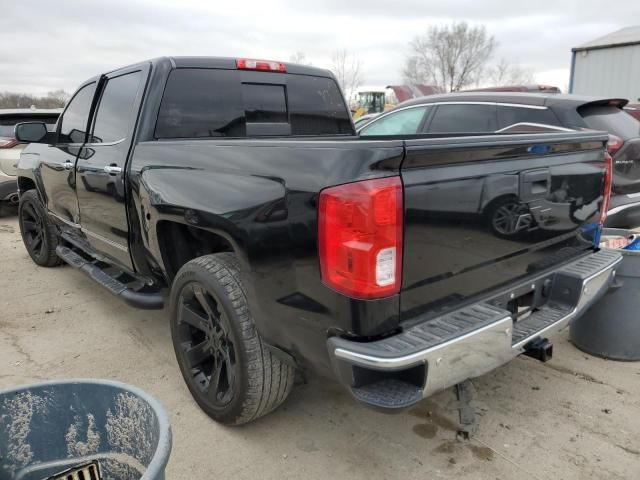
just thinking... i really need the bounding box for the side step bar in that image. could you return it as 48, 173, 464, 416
56, 246, 164, 310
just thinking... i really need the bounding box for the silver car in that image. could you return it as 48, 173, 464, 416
0, 108, 61, 215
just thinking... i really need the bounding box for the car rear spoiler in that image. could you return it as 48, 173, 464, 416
577, 98, 629, 111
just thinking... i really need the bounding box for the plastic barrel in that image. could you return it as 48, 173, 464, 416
570, 228, 640, 361
0, 379, 172, 480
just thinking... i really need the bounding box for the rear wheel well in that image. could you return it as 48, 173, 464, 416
157, 221, 234, 281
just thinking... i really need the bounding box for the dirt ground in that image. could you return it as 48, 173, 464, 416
1, 215, 640, 480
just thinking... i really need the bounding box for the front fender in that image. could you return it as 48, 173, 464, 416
16, 145, 47, 201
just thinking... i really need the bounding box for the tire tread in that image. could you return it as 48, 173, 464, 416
172, 252, 295, 425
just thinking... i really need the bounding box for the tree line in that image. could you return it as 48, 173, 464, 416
0, 90, 70, 109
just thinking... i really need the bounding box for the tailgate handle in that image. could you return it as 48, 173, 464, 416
523, 170, 548, 183
521, 169, 549, 197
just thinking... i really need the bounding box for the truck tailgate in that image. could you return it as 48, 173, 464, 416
399, 133, 608, 321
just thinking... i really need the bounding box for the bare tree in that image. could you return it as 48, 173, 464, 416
45, 89, 71, 107
485, 58, 534, 86
289, 52, 312, 66
403, 22, 496, 92
331, 49, 364, 98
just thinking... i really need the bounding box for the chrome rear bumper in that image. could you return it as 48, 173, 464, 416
328, 249, 622, 409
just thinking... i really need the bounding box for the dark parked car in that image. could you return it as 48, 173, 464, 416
463, 84, 561, 94
15, 57, 618, 425
359, 92, 640, 230
352, 113, 379, 129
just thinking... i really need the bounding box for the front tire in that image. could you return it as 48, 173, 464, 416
170, 253, 295, 425
18, 190, 62, 267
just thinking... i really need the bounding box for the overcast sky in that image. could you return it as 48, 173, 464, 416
2, 0, 638, 95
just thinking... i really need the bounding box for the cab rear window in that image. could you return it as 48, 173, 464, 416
155, 69, 353, 138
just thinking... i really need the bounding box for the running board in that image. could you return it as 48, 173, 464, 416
56, 245, 164, 310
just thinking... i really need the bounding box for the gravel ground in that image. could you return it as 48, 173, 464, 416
1, 215, 640, 479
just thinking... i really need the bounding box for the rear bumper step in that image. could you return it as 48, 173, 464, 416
56, 246, 164, 310
328, 249, 621, 410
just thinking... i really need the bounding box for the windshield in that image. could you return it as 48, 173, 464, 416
580, 105, 640, 140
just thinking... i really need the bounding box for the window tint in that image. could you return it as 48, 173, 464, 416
242, 84, 287, 123
428, 104, 497, 133
498, 106, 560, 130
360, 107, 428, 136
156, 69, 246, 138
91, 71, 142, 143
59, 83, 97, 144
155, 69, 352, 139
580, 106, 640, 140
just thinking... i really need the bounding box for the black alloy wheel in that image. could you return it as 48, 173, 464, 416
175, 282, 237, 407
21, 201, 46, 258
18, 190, 62, 267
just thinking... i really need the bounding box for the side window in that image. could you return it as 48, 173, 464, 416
360, 107, 429, 136
428, 104, 497, 133
90, 71, 143, 143
498, 106, 561, 130
59, 83, 97, 144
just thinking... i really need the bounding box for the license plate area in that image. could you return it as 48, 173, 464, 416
488, 275, 554, 322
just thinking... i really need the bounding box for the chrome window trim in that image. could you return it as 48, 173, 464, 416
495, 122, 574, 133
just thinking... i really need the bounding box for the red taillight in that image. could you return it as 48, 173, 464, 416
607, 134, 624, 155
236, 58, 286, 72
318, 176, 403, 299
600, 152, 613, 224
0, 138, 18, 149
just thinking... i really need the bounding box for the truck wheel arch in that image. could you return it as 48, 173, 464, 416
156, 220, 238, 281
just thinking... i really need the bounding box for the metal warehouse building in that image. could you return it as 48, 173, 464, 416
569, 26, 640, 102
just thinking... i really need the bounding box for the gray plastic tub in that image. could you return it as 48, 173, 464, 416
570, 228, 640, 360
0, 379, 172, 480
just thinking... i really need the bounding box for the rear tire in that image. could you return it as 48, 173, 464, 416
170, 253, 295, 425
18, 190, 62, 267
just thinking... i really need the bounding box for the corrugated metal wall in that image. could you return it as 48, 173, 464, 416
572, 44, 640, 102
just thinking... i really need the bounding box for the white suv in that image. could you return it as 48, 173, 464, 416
0, 108, 61, 215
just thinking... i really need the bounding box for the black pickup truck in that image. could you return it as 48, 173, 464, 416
15, 57, 620, 425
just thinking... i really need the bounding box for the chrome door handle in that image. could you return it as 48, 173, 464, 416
63, 160, 73, 170
103, 165, 122, 174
